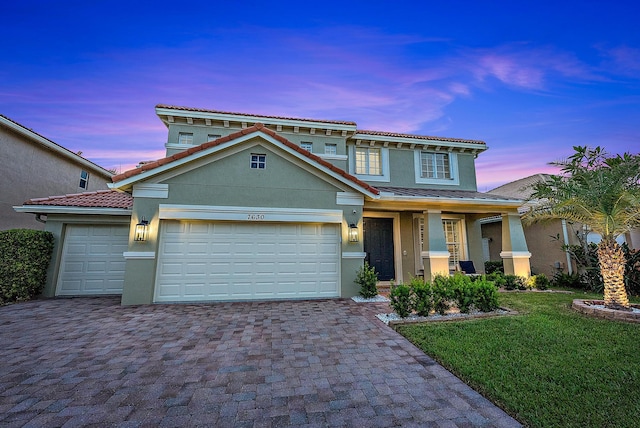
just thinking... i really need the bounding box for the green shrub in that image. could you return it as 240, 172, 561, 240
432, 275, 452, 315
355, 262, 379, 298
474, 278, 500, 312
552, 271, 583, 289
533, 273, 550, 290
503, 274, 526, 290
389, 282, 412, 318
0, 229, 54, 304
484, 260, 504, 275
411, 277, 433, 317
487, 271, 506, 288
449, 273, 475, 313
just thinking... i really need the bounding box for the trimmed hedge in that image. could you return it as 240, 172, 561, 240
0, 229, 54, 304
389, 273, 500, 318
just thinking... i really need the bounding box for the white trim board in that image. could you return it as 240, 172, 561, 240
159, 204, 343, 223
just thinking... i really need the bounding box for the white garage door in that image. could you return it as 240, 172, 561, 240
155, 221, 340, 302
56, 224, 129, 296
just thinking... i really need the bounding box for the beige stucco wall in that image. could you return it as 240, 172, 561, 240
1, 126, 111, 230
483, 218, 580, 277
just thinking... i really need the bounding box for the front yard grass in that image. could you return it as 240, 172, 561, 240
395, 291, 640, 427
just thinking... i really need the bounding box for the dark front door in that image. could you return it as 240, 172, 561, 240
363, 217, 395, 281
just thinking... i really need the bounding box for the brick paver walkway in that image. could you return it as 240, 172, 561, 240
0, 297, 520, 427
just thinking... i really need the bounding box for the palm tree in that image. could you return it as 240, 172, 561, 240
524, 146, 640, 310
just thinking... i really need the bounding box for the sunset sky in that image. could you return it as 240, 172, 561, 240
2, 1, 639, 190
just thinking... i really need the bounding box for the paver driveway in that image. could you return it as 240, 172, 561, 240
0, 297, 520, 427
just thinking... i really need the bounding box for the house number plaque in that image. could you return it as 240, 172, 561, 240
247, 214, 265, 220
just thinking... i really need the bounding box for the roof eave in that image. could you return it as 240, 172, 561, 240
13, 205, 132, 216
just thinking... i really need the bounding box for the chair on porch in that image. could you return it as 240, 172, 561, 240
459, 260, 477, 275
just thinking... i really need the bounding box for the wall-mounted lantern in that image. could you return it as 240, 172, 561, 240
134, 217, 149, 242
348, 223, 359, 243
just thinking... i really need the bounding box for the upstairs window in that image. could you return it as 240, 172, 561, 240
79, 170, 89, 189
301, 142, 313, 152
324, 143, 337, 155
414, 151, 459, 185
421, 152, 451, 179
178, 132, 194, 145
207, 134, 221, 142
250, 153, 266, 169
355, 147, 381, 175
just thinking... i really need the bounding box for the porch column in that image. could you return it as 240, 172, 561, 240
421, 210, 450, 281
500, 211, 531, 277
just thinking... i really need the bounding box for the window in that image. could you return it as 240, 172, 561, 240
178, 133, 194, 145
207, 134, 221, 142
301, 142, 313, 152
325, 144, 337, 155
250, 154, 266, 169
355, 147, 381, 175
79, 170, 89, 189
414, 151, 459, 185
421, 152, 451, 179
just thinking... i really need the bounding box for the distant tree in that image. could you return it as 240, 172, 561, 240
524, 146, 640, 310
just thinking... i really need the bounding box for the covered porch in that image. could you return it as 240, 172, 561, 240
362, 187, 531, 283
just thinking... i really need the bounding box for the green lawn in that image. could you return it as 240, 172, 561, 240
395, 291, 640, 427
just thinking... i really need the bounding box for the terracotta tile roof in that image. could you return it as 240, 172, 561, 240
112, 123, 380, 196
376, 186, 519, 201
24, 190, 133, 209
355, 130, 486, 145
156, 104, 357, 126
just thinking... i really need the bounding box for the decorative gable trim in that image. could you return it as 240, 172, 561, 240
110, 124, 379, 198
132, 183, 169, 199
336, 192, 364, 206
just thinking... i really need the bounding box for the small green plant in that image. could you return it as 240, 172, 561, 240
552, 271, 583, 289
503, 274, 526, 290
533, 273, 550, 290
411, 277, 433, 317
474, 278, 500, 312
484, 260, 504, 275
389, 282, 412, 318
355, 262, 379, 298
432, 275, 452, 315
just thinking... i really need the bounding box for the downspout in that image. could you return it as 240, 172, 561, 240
35, 214, 47, 224
561, 219, 573, 274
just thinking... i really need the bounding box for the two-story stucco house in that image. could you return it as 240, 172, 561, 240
16, 105, 531, 305
1, 114, 113, 230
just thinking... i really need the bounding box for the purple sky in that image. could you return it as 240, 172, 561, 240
2, 1, 639, 190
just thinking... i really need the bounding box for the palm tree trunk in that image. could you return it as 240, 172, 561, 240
598, 239, 630, 310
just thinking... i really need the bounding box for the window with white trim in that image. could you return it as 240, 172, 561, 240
207, 134, 221, 142
355, 147, 381, 175
421, 152, 451, 179
414, 151, 459, 185
79, 170, 89, 189
301, 142, 313, 152
325, 143, 337, 155
178, 132, 194, 145
250, 153, 266, 169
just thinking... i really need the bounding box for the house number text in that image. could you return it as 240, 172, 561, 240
247, 213, 265, 220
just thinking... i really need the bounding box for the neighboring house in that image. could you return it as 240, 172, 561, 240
15, 105, 531, 305
482, 174, 638, 278
1, 115, 113, 230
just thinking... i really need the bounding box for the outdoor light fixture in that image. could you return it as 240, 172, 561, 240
348, 223, 359, 243
134, 217, 149, 242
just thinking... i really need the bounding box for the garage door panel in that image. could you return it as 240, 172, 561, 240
56, 225, 128, 296
155, 220, 340, 302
